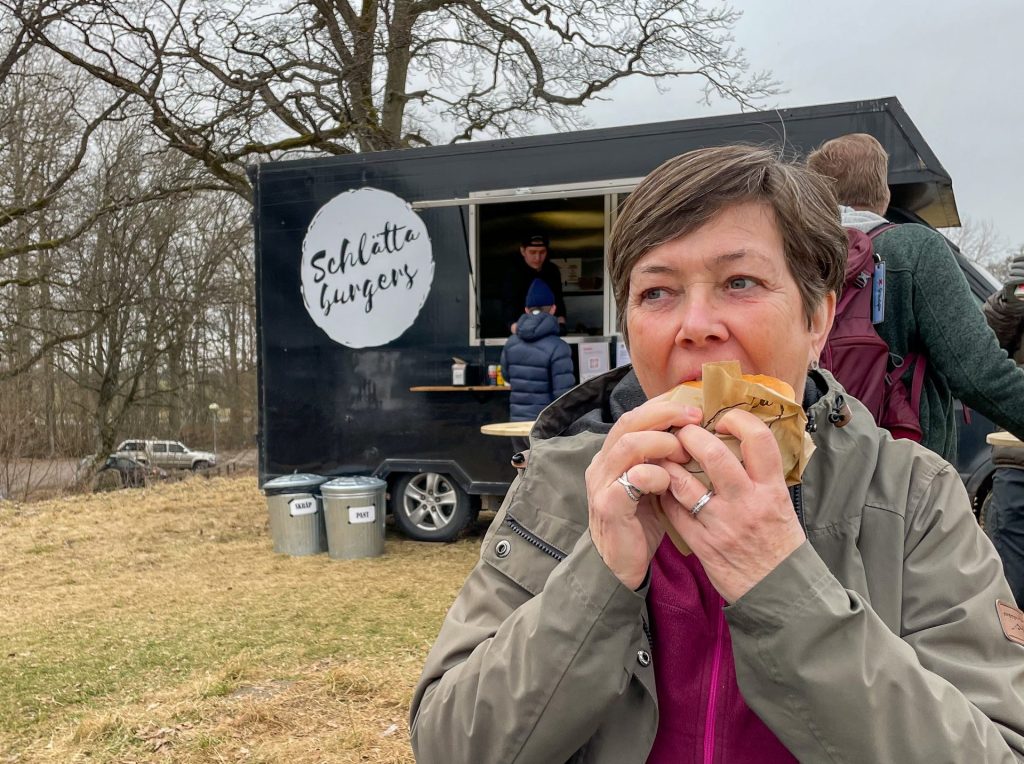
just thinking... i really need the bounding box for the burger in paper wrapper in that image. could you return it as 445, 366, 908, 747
654, 360, 815, 555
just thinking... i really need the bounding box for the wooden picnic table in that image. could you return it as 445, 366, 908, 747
987, 431, 1024, 448
480, 421, 534, 437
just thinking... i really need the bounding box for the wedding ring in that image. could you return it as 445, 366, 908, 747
690, 489, 715, 517
616, 471, 645, 502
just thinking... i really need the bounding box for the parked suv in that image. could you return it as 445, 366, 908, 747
114, 439, 217, 471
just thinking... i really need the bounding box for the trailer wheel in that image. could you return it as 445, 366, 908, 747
391, 472, 472, 542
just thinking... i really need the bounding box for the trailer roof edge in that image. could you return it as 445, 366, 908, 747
260, 97, 908, 172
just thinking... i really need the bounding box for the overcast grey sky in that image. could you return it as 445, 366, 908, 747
583, 0, 1022, 249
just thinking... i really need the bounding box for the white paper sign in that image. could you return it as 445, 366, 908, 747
578, 341, 610, 382
288, 497, 317, 517
300, 187, 435, 348
550, 258, 582, 285
615, 339, 631, 368
348, 505, 376, 524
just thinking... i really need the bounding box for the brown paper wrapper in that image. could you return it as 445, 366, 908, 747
653, 360, 815, 555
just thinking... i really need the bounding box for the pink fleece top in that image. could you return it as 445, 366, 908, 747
645, 538, 797, 764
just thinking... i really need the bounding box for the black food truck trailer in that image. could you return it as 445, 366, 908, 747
252, 96, 999, 541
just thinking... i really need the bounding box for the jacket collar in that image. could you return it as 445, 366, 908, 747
840, 205, 888, 233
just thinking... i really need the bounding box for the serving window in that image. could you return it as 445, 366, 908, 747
412, 178, 639, 345
476, 195, 606, 340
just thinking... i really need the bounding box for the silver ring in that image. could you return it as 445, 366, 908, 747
690, 489, 714, 517
616, 471, 645, 502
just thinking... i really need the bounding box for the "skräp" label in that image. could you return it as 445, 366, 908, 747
289, 497, 317, 517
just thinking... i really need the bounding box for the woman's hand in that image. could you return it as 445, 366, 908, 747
585, 399, 703, 590
658, 408, 806, 603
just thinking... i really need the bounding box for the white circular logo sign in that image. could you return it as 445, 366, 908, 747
300, 187, 434, 348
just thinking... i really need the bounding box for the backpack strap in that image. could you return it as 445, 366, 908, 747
889, 351, 928, 413
872, 222, 928, 435
909, 352, 927, 415
866, 222, 897, 242
871, 221, 927, 407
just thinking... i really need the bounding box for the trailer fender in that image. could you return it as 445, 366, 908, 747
373, 458, 510, 498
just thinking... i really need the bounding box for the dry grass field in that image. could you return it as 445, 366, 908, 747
0, 475, 483, 762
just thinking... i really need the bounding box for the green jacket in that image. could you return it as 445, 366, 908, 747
411, 367, 1024, 763
844, 212, 1024, 462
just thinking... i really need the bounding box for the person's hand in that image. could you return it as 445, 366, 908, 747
1005, 252, 1024, 300
585, 398, 703, 590
510, 322, 518, 334
656, 409, 805, 603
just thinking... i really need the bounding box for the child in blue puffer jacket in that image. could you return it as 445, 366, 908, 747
500, 278, 576, 452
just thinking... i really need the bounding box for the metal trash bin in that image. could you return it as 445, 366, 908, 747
262, 473, 329, 556
320, 476, 387, 560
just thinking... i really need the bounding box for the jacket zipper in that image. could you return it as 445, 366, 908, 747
789, 484, 806, 535
641, 617, 654, 655
503, 514, 654, 655
504, 513, 567, 561
703, 598, 726, 764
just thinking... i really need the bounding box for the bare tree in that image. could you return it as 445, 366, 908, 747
0, 5, 129, 263
0, 49, 118, 380
942, 217, 1017, 283
0, 372, 70, 499
11, 0, 777, 198
0, 9, 260, 472
177, 200, 255, 449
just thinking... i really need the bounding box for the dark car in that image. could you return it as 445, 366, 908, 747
94, 455, 168, 491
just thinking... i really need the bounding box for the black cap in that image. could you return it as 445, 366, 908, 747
521, 233, 549, 248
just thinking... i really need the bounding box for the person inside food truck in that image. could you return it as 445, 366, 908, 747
410, 144, 1024, 762
502, 232, 567, 334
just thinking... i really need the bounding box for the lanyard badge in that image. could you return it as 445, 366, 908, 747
871, 260, 886, 324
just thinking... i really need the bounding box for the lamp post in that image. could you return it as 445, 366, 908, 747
208, 402, 220, 455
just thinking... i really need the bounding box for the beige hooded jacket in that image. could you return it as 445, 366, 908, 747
411, 368, 1024, 763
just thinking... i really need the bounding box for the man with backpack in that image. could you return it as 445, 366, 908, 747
807, 133, 1024, 463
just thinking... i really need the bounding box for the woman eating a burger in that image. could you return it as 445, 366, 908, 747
410, 145, 1024, 762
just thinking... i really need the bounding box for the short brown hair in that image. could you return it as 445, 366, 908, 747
609, 144, 847, 339
806, 133, 890, 211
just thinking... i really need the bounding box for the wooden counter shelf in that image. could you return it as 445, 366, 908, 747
410, 385, 511, 392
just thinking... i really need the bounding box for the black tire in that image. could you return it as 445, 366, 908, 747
390, 472, 472, 542
192, 460, 211, 472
